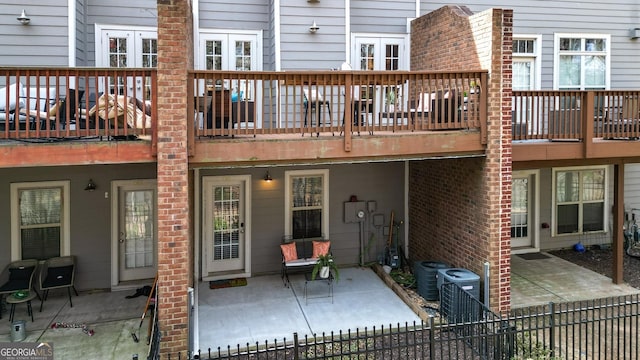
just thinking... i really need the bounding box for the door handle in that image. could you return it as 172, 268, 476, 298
119, 231, 125, 243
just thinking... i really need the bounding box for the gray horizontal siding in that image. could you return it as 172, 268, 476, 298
199, 0, 271, 69
199, 162, 406, 275
279, 0, 345, 69
351, 0, 414, 34
76, 0, 86, 66
0, 2, 69, 66
625, 164, 640, 213
0, 164, 157, 291
85, 0, 157, 67
199, 0, 269, 30
421, 1, 640, 90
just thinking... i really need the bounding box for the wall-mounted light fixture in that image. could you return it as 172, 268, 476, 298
263, 171, 273, 182
307, 0, 320, 3
17, 9, 30, 25
84, 179, 97, 192
309, 20, 319, 34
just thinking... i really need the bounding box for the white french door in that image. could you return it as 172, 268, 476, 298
513, 58, 536, 135
112, 180, 157, 285
353, 36, 406, 71
97, 27, 157, 99
352, 35, 408, 123
198, 32, 261, 127
511, 171, 539, 252
199, 33, 259, 99
203, 175, 251, 279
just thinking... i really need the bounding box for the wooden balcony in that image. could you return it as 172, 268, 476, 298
513, 90, 640, 164
0, 67, 156, 141
188, 70, 487, 137
5, 68, 640, 167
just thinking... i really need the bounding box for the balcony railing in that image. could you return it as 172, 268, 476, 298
0, 67, 488, 147
187, 70, 488, 139
513, 90, 640, 141
0, 67, 156, 142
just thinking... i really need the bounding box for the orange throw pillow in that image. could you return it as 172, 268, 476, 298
280, 243, 298, 262
312, 240, 331, 258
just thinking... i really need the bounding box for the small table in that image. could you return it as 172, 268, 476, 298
304, 272, 333, 304
6, 292, 37, 322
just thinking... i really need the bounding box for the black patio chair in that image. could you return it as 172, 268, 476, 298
38, 255, 78, 312
0, 259, 39, 319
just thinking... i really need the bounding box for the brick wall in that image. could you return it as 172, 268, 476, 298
408, 6, 513, 312
157, 0, 194, 354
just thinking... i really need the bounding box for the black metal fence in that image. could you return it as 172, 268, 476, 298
151, 288, 640, 360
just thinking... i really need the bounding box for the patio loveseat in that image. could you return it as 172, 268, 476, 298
280, 237, 330, 287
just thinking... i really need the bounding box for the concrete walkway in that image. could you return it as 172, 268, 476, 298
510, 252, 640, 308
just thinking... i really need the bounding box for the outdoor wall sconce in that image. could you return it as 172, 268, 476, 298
263, 171, 273, 182
17, 9, 30, 25
309, 20, 319, 34
84, 179, 97, 192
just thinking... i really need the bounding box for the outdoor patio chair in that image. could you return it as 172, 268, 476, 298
280, 237, 331, 287
38, 255, 78, 312
79, 94, 151, 135
303, 88, 331, 129
0, 259, 39, 319
0, 82, 26, 130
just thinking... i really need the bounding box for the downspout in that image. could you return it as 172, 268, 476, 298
193, 0, 200, 69
274, 0, 281, 71
68, 0, 76, 67
345, 0, 350, 63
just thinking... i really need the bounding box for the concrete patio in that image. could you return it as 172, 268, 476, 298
194, 266, 422, 353
510, 252, 640, 308
2, 254, 639, 359
0, 289, 151, 360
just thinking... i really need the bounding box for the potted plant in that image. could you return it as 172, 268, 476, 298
386, 88, 397, 112
312, 253, 339, 281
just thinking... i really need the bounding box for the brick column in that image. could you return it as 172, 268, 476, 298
409, 6, 513, 313
157, 0, 193, 354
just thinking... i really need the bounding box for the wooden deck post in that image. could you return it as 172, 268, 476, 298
613, 162, 624, 284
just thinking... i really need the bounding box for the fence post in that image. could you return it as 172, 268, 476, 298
499, 319, 515, 360
293, 332, 299, 360
428, 317, 435, 359
549, 302, 555, 358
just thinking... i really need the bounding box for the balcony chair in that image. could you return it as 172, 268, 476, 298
0, 259, 39, 319
79, 93, 151, 135
38, 255, 78, 312
303, 88, 331, 131
0, 82, 26, 130
340, 85, 374, 135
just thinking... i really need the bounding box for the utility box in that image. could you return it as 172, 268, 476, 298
344, 201, 366, 223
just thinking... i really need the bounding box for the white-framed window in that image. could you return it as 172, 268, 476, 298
284, 169, 329, 240
513, 35, 541, 90
95, 25, 157, 98
352, 34, 408, 71
197, 31, 262, 102
10, 181, 71, 261
552, 166, 607, 236
554, 33, 610, 90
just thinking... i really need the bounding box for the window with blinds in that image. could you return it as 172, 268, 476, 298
18, 187, 62, 260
